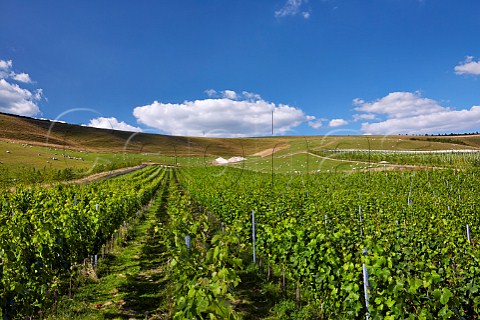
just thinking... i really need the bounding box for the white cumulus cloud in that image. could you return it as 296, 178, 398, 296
275, 0, 310, 19
133, 90, 316, 137
354, 91, 480, 134
0, 59, 34, 83
329, 118, 348, 127
454, 56, 480, 75
222, 90, 238, 100
205, 89, 217, 97
0, 60, 13, 78
242, 91, 262, 100
85, 117, 143, 132
308, 119, 323, 129
353, 113, 377, 122
360, 107, 480, 134
0, 59, 42, 116
0, 60, 13, 69
205, 89, 260, 101
353, 92, 444, 118
12, 72, 32, 83
0, 79, 42, 116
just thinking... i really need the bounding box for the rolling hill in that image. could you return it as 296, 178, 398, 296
2, 112, 479, 157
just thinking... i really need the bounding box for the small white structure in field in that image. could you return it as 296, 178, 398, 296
213, 156, 247, 165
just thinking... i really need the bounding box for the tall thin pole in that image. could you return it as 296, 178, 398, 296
271, 110, 274, 136
271, 149, 274, 187
252, 210, 256, 264
306, 140, 309, 175
363, 263, 370, 319
362, 248, 370, 320
271, 112, 275, 188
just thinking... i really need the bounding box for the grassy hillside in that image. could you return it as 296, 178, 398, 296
1, 112, 480, 186
0, 112, 280, 156
2, 112, 479, 157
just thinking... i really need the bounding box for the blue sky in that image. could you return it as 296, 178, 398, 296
1, 0, 480, 137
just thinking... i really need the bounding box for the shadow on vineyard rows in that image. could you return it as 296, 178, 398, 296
234, 269, 277, 319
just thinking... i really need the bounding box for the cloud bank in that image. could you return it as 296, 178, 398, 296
0, 59, 42, 116
354, 91, 480, 134
133, 90, 317, 137
84, 117, 143, 132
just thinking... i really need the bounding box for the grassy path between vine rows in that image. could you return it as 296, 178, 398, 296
47, 186, 173, 320
46, 178, 277, 320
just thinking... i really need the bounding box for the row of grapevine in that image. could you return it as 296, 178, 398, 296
177, 167, 480, 318
158, 172, 243, 319
0, 165, 166, 319
314, 149, 480, 168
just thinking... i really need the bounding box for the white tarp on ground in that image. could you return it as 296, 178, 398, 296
228, 156, 247, 163
213, 156, 247, 165
214, 157, 229, 164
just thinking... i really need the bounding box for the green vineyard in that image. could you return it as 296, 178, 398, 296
177, 167, 480, 319
0, 166, 166, 319
3, 0, 480, 318
1, 164, 480, 319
